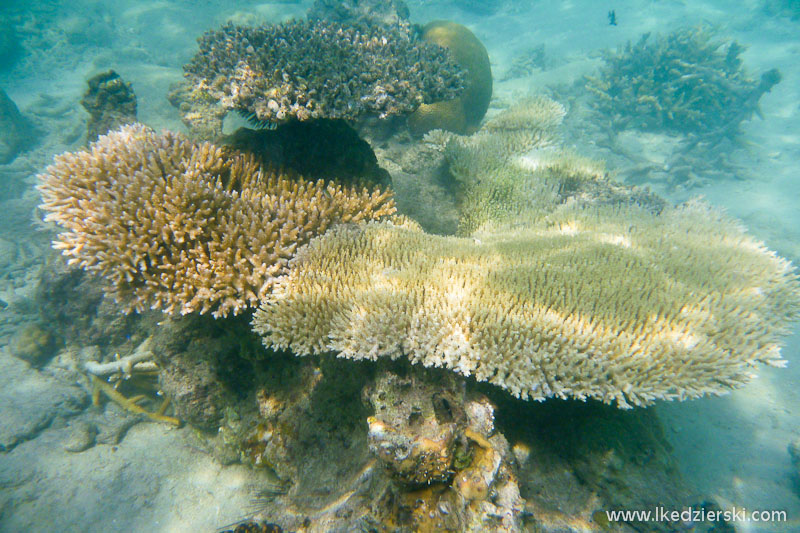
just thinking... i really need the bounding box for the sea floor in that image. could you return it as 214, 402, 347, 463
1, 0, 799, 531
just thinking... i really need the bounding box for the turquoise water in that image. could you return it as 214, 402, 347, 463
1, 1, 799, 531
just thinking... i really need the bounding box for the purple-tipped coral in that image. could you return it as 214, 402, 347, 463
183, 19, 465, 124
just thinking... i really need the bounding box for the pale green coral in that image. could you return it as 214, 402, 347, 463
441, 95, 606, 235
253, 201, 800, 408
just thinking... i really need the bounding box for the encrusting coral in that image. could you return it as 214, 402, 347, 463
253, 200, 800, 408
37, 124, 396, 318
182, 19, 465, 126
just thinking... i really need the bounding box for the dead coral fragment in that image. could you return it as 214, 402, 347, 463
183, 19, 465, 124
38, 124, 395, 317
253, 202, 800, 408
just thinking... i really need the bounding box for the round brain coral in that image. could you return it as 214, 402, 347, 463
407, 20, 493, 136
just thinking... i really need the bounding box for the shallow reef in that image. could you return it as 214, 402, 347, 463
12, 8, 800, 532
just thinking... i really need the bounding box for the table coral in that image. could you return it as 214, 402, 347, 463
253, 200, 800, 408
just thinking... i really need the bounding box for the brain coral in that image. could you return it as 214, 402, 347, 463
38, 124, 396, 317
253, 202, 800, 408
407, 20, 493, 136
183, 19, 465, 124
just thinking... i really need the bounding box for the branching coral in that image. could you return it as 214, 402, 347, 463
183, 19, 465, 125
253, 201, 800, 408
38, 124, 395, 317
585, 27, 781, 138
439, 95, 610, 235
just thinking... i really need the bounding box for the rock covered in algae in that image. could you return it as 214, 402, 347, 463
9, 323, 57, 367
363, 370, 524, 531
80, 70, 137, 143
407, 20, 493, 136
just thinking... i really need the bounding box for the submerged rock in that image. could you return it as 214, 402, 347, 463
0, 88, 37, 164
0, 355, 88, 452
81, 70, 137, 143
63, 420, 98, 453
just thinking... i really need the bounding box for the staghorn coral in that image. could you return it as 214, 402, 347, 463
253, 201, 800, 408
37, 124, 395, 318
182, 19, 465, 127
585, 27, 781, 139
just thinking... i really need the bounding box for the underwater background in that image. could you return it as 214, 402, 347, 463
1, 0, 800, 531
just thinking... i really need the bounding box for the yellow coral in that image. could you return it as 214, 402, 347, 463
253, 201, 800, 408
408, 21, 493, 136
38, 124, 395, 317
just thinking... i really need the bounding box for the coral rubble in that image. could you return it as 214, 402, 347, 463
37, 124, 396, 317
181, 19, 465, 128
586, 27, 781, 141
